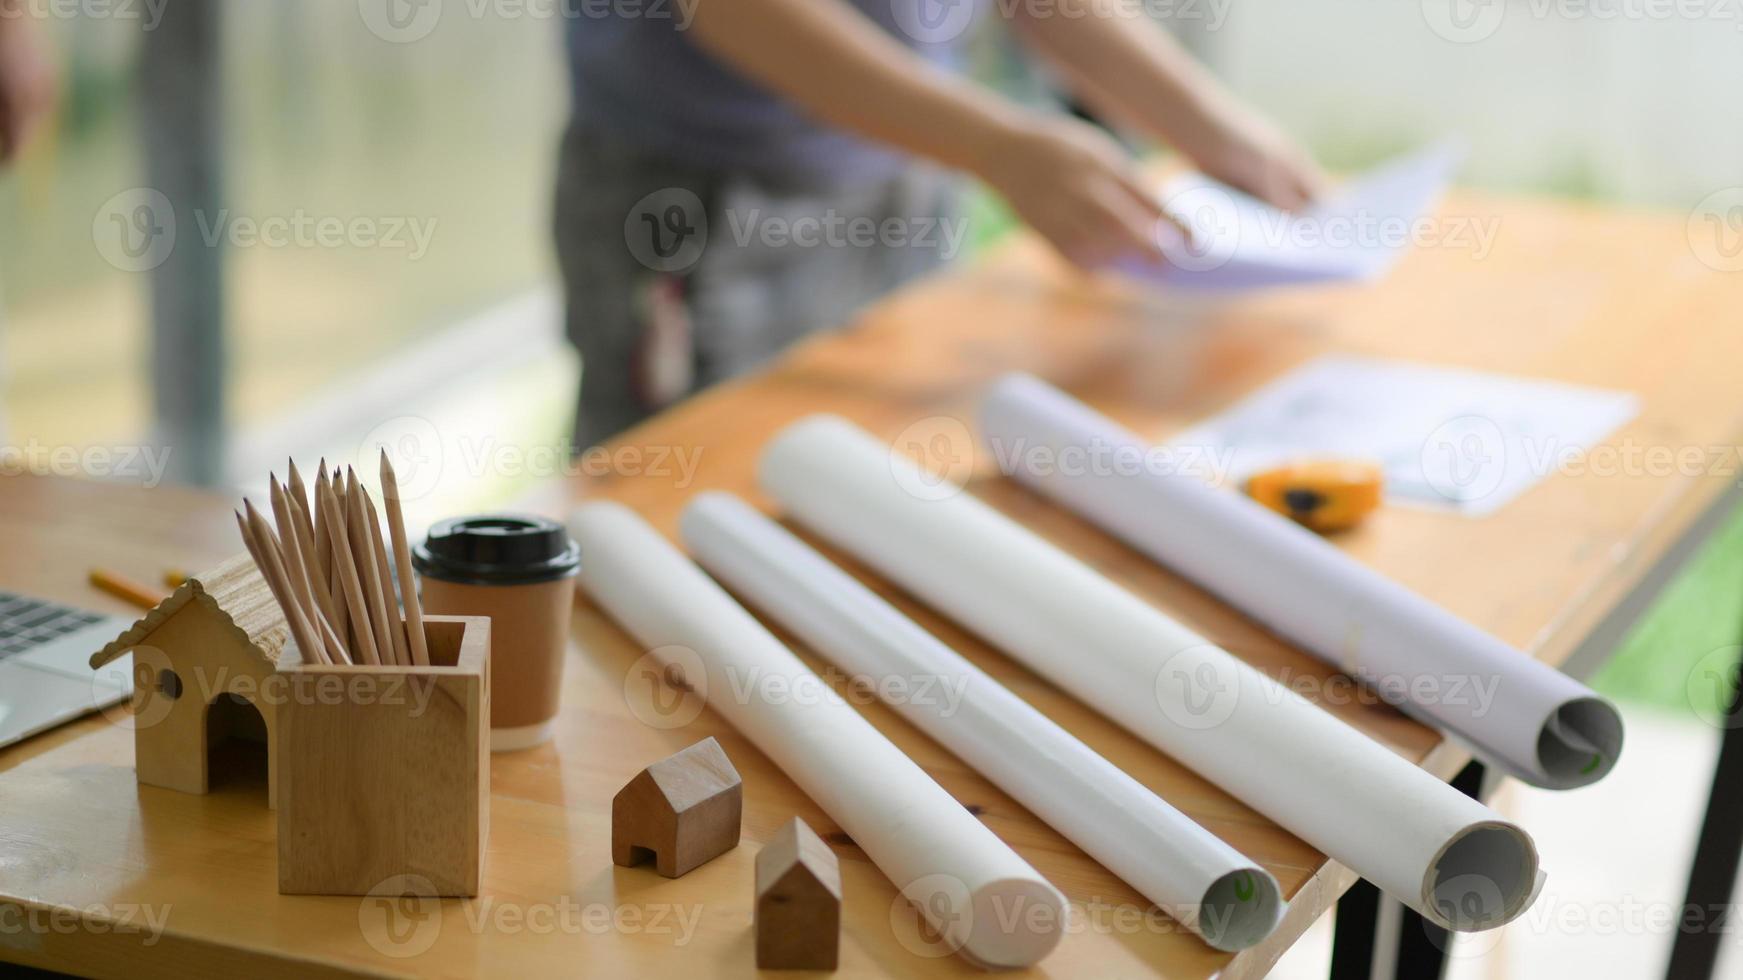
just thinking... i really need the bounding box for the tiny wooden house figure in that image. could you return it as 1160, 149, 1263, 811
756, 817, 842, 971
88, 555, 286, 807
612, 736, 742, 878
87, 554, 492, 897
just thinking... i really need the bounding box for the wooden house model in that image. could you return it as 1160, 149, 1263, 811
756, 817, 843, 970
612, 736, 743, 878
88, 555, 288, 806
87, 554, 492, 896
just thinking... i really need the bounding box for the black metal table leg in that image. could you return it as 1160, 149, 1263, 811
1328, 760, 1488, 980
1666, 649, 1743, 980
1329, 877, 1381, 980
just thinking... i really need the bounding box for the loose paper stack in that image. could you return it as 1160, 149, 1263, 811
1122, 141, 1465, 290
1170, 355, 1640, 516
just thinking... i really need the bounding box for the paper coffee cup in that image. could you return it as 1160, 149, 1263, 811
412, 515, 581, 751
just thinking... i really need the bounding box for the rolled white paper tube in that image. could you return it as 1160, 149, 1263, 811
681, 490, 1283, 952
978, 372, 1624, 790
569, 501, 1067, 969
759, 416, 1544, 932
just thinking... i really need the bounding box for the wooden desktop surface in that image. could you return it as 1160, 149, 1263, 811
3, 190, 1741, 978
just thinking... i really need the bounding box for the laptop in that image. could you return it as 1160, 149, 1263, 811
0, 590, 135, 749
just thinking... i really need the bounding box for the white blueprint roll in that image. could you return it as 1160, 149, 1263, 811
979, 372, 1623, 790
758, 416, 1544, 932
570, 501, 1067, 968
681, 490, 1283, 952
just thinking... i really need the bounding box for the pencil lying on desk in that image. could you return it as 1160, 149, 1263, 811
88, 568, 165, 611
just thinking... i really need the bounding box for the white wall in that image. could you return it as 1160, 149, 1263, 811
1186, 0, 1743, 207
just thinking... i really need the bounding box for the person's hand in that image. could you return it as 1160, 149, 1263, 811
1187, 104, 1327, 212
0, 11, 57, 165
976, 113, 1187, 271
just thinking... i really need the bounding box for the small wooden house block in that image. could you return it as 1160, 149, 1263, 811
88, 554, 290, 807
88, 554, 491, 897
612, 736, 742, 878
756, 817, 842, 971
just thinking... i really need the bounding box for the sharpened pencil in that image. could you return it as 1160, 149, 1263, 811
270, 477, 343, 665
346, 468, 396, 665
318, 479, 381, 666
241, 501, 327, 666
88, 568, 165, 612
360, 483, 410, 666
380, 451, 430, 666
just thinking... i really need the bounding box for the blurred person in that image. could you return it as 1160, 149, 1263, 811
0, 3, 58, 440
557, 0, 1324, 447
0, 2, 55, 164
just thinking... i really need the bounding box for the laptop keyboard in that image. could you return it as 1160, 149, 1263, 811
0, 592, 109, 661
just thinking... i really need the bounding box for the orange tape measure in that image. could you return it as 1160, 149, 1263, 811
1245, 461, 1384, 533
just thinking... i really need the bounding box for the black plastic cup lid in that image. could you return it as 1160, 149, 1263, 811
412, 514, 581, 586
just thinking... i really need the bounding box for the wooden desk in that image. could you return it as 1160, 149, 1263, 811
4, 191, 1741, 979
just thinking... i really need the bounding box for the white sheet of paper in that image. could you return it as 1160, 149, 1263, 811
1121, 141, 1464, 290
1171, 355, 1640, 516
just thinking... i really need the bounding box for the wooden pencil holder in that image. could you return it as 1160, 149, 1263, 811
275, 614, 492, 896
